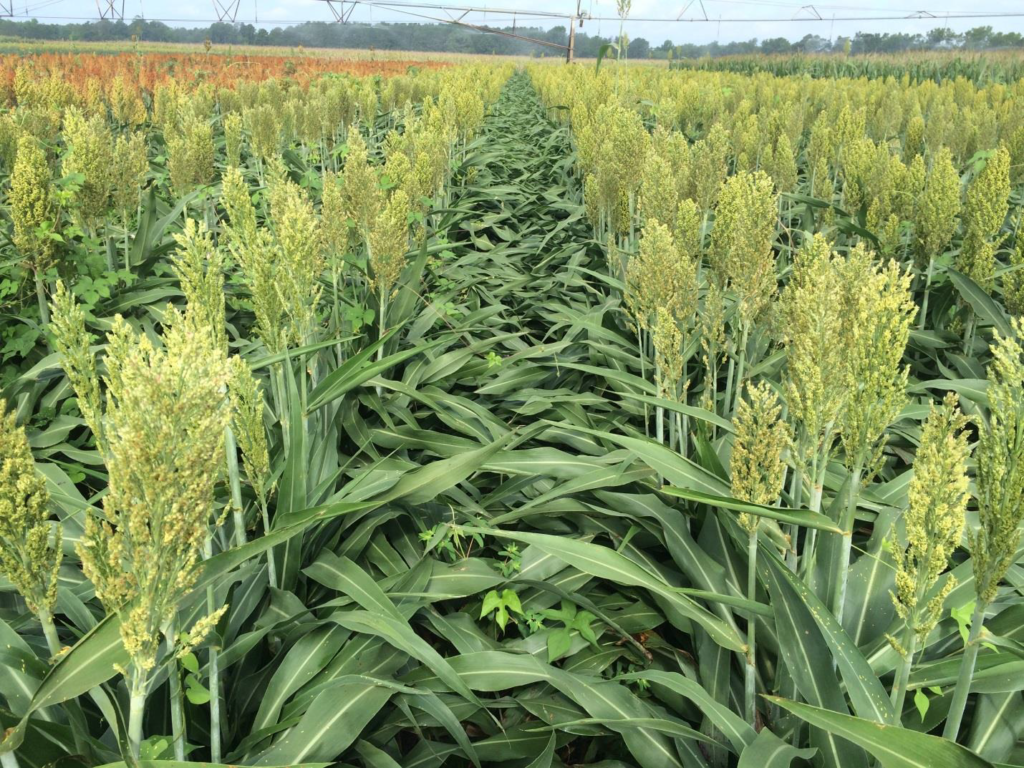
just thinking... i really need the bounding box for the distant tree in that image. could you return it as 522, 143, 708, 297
963, 26, 993, 49
760, 37, 792, 55
628, 37, 650, 59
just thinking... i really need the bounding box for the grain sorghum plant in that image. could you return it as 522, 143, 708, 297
710, 170, 778, 325
904, 114, 925, 161
811, 156, 835, 227
220, 166, 259, 248
653, 307, 684, 402
914, 147, 961, 268
833, 245, 916, 622
172, 218, 227, 352
768, 133, 798, 193
108, 76, 146, 128
49, 281, 103, 439
11, 134, 57, 323
1006, 234, 1024, 317
0, 401, 62, 639
61, 107, 113, 230
244, 104, 280, 177
709, 170, 778, 417
369, 189, 411, 304
652, 306, 686, 450
68, 308, 231, 758
228, 355, 275, 587
224, 111, 243, 168
167, 110, 215, 197
639, 151, 679, 229
945, 320, 1024, 739
110, 131, 148, 221
779, 234, 847, 513
959, 146, 1010, 293
914, 146, 962, 328
674, 198, 702, 264
234, 228, 287, 356
343, 125, 382, 246
731, 380, 791, 725
888, 393, 971, 716
691, 124, 730, 215
625, 219, 696, 334
267, 162, 324, 347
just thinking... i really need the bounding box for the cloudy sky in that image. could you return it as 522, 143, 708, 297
13, 0, 1024, 45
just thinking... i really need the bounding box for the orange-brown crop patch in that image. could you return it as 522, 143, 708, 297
0, 50, 448, 102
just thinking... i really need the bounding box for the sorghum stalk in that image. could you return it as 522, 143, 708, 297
745, 527, 758, 723
918, 257, 935, 331
166, 617, 186, 760
128, 667, 147, 758
653, 308, 685, 458
224, 426, 246, 547
204, 537, 222, 762
943, 600, 986, 740
35, 278, 49, 325
831, 462, 863, 620
732, 322, 749, 418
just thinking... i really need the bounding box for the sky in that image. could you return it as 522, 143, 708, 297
11, 0, 1024, 46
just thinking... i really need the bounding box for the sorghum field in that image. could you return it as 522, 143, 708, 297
0, 45, 1023, 768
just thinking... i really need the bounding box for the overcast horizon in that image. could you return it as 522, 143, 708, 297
7, 0, 1024, 48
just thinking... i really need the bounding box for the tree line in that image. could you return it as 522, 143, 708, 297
0, 17, 1022, 58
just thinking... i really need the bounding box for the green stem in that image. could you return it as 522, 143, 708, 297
963, 312, 977, 355
832, 464, 863, 626
37, 610, 92, 757
128, 670, 147, 760
890, 625, 918, 718
259, 497, 279, 589
0, 751, 20, 768
638, 334, 649, 437
800, 453, 824, 584
655, 365, 664, 446
942, 600, 987, 742
732, 322, 750, 418
37, 609, 61, 657
166, 621, 186, 761
723, 347, 736, 421
274, 363, 290, 455
224, 426, 246, 547
35, 274, 49, 325
918, 257, 934, 331
203, 539, 222, 762
745, 529, 758, 725
785, 460, 805, 572
376, 291, 388, 397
